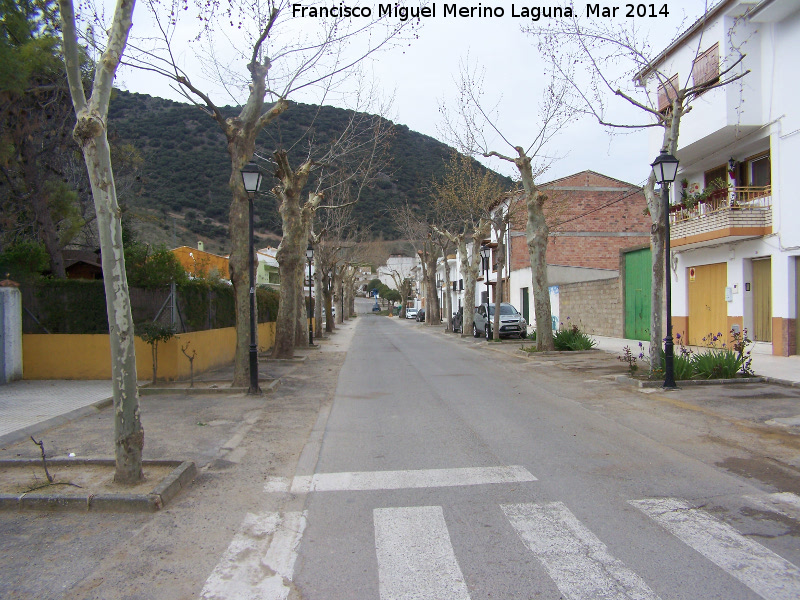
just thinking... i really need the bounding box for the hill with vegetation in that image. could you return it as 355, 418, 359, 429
107, 90, 511, 252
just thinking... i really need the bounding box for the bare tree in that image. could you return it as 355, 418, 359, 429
384, 256, 415, 319
531, 7, 748, 369
264, 92, 392, 356
58, 0, 142, 483
431, 153, 502, 338
487, 194, 524, 341
114, 0, 411, 378
394, 205, 441, 325
440, 61, 574, 350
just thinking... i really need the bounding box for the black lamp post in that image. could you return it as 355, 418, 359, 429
240, 162, 262, 394
651, 149, 680, 389
306, 245, 314, 345
480, 245, 490, 306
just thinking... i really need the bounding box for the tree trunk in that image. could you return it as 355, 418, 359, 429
60, 0, 143, 484
527, 189, 553, 351
296, 259, 310, 348
227, 168, 255, 385
314, 258, 323, 338
335, 270, 344, 324
646, 103, 683, 373
515, 153, 554, 351
424, 245, 440, 325
272, 153, 317, 358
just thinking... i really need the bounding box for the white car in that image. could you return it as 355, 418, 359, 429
405, 308, 418, 319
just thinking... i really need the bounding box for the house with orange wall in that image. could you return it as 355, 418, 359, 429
171, 244, 230, 279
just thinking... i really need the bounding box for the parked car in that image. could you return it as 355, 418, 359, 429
415, 308, 426, 322
406, 308, 418, 320
473, 302, 527, 339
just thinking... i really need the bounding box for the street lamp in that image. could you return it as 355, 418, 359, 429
651, 149, 680, 389
306, 245, 314, 346
480, 245, 491, 307
240, 162, 263, 394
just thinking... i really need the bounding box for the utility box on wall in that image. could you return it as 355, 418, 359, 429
1, 284, 23, 383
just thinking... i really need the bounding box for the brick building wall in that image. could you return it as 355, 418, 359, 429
558, 277, 622, 337
509, 171, 650, 271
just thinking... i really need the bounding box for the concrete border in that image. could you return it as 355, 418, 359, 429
138, 379, 280, 395
260, 355, 308, 363
615, 375, 767, 388
0, 458, 196, 513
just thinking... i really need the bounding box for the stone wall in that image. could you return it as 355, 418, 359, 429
558, 277, 622, 337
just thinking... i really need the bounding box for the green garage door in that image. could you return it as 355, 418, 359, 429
625, 248, 651, 341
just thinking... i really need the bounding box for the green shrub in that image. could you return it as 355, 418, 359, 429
553, 323, 596, 351
33, 279, 108, 333
125, 242, 188, 288
258, 286, 279, 323
691, 348, 745, 379
0, 241, 49, 282
658, 348, 695, 381
690, 330, 754, 379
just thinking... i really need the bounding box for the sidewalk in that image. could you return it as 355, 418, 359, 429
592, 335, 800, 385
0, 321, 358, 449
0, 380, 115, 447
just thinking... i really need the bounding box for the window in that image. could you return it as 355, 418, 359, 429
657, 74, 680, 112
749, 154, 771, 188
692, 43, 719, 89
704, 165, 727, 188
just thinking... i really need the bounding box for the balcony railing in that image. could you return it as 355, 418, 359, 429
669, 186, 772, 224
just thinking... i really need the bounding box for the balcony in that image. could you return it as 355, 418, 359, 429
669, 186, 772, 249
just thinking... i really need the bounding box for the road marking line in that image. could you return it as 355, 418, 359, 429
374, 505, 471, 600
290, 465, 536, 493
630, 497, 800, 600
744, 492, 800, 521
502, 502, 661, 600
199, 510, 307, 600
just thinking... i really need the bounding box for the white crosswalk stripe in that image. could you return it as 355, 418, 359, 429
285, 465, 537, 493
374, 505, 472, 600
630, 497, 800, 600
199, 511, 306, 600
502, 501, 662, 600
743, 492, 800, 522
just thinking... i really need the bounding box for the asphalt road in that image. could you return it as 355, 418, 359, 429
285, 306, 800, 600
2, 301, 800, 600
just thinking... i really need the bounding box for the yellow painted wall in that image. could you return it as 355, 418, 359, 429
22, 323, 276, 381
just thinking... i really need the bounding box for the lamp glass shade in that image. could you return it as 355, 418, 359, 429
306, 245, 313, 260
650, 150, 679, 184
240, 163, 262, 193
480, 246, 490, 259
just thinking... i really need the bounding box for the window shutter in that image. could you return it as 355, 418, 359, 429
692, 43, 719, 88
657, 74, 680, 112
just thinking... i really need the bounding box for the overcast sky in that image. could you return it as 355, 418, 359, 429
110, 1, 710, 187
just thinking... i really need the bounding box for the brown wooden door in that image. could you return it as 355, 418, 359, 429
688, 262, 728, 345
752, 258, 772, 342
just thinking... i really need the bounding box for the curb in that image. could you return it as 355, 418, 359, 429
0, 397, 113, 449
615, 375, 767, 388
260, 355, 308, 363
517, 348, 603, 357
140, 378, 280, 395
0, 459, 197, 513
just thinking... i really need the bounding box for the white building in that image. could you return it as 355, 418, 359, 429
644, 0, 799, 355
377, 255, 418, 300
